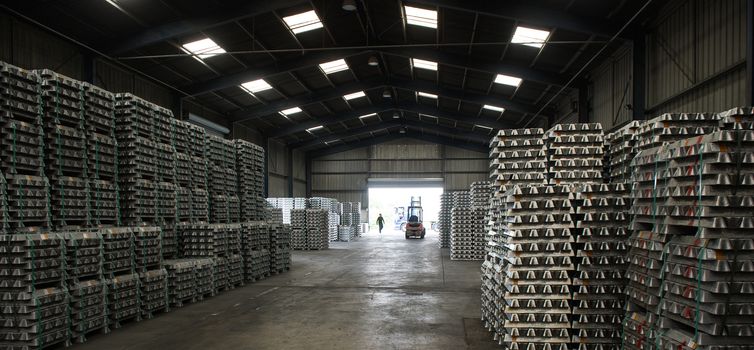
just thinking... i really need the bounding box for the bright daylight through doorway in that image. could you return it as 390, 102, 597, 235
367, 186, 443, 237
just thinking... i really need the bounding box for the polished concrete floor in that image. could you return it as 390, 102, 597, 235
76, 230, 498, 350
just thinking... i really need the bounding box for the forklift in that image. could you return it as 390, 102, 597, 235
404, 196, 426, 239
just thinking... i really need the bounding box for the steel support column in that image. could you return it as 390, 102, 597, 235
578, 82, 589, 123
287, 147, 294, 197
632, 35, 646, 120
305, 156, 312, 197
747, 0, 754, 105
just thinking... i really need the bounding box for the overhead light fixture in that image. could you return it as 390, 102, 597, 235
511, 26, 551, 48
475, 124, 493, 130
367, 56, 379, 67
359, 113, 377, 119
392, 112, 400, 119
483, 104, 505, 113
319, 59, 349, 74
282, 10, 323, 34
343, 91, 366, 100
342, 0, 357, 11
494, 74, 522, 87
383, 89, 392, 98
420, 114, 437, 120
181, 38, 226, 59
411, 58, 438, 71
240, 79, 273, 94
306, 125, 324, 133
404, 5, 437, 29
324, 139, 340, 145
399, 128, 407, 134
279, 107, 303, 116
417, 91, 438, 99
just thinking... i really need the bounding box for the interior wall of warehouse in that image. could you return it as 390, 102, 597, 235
310, 139, 488, 208
554, 0, 747, 130
266, 140, 307, 198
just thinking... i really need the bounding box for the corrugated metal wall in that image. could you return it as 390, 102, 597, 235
311, 139, 488, 207
266, 140, 306, 197
591, 45, 633, 129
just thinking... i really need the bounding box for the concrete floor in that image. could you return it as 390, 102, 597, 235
75, 230, 499, 350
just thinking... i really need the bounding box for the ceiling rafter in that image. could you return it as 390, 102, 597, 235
307, 130, 488, 158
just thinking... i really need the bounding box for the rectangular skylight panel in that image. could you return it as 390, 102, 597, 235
417, 91, 438, 99
280, 107, 303, 116
494, 74, 522, 87
319, 59, 349, 74
404, 5, 437, 29
240, 79, 272, 93
343, 91, 366, 100
359, 113, 377, 119
306, 125, 324, 132
483, 105, 505, 113
182, 38, 226, 59
283, 10, 323, 34
412, 58, 437, 71
475, 124, 493, 130
511, 26, 551, 48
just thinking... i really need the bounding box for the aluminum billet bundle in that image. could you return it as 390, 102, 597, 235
164, 259, 196, 307
105, 273, 140, 329
193, 258, 214, 299
68, 279, 107, 343
496, 184, 575, 350
132, 226, 162, 271
138, 268, 169, 318
488, 128, 547, 191
438, 192, 452, 248
227, 254, 244, 287
604, 121, 641, 183
83, 82, 114, 134
546, 123, 604, 185
5, 174, 51, 232
573, 183, 630, 349
634, 113, 719, 152
100, 227, 133, 277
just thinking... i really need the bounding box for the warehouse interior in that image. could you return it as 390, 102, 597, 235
0, 0, 752, 349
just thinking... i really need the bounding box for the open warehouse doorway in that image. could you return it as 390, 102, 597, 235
367, 178, 443, 238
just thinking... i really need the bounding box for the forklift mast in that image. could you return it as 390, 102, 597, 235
407, 196, 423, 223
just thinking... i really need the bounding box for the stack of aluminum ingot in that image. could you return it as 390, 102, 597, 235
105, 272, 139, 329
1, 173, 6, 233
634, 113, 719, 152
132, 226, 162, 271
438, 192, 452, 248
718, 106, 754, 129
206, 135, 236, 223
138, 268, 168, 318
291, 209, 307, 249
155, 181, 177, 258
573, 183, 630, 349
604, 121, 641, 183
450, 198, 486, 260
1, 62, 51, 233
68, 279, 107, 343
488, 128, 548, 191
546, 123, 604, 185
100, 227, 133, 276
241, 221, 271, 281
497, 184, 575, 349
212, 256, 229, 292
235, 139, 265, 221
179, 122, 208, 223
37, 69, 90, 229
306, 209, 329, 250
62, 231, 103, 285
269, 223, 291, 273
246, 249, 270, 281
0, 233, 69, 349
99, 227, 140, 329
164, 259, 196, 307
177, 222, 214, 257
470, 181, 493, 208
449, 191, 469, 254
193, 258, 214, 299
84, 83, 119, 227
227, 254, 244, 287
268, 207, 283, 224
337, 201, 361, 241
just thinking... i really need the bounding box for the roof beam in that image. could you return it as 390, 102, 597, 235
307, 130, 487, 158
269, 103, 394, 138
407, 0, 622, 38
104, 0, 308, 54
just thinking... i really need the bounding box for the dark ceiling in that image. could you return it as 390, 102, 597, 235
4, 0, 650, 154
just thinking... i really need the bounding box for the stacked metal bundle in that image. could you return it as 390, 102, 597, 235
497, 185, 575, 349
604, 121, 641, 183
156, 181, 177, 258
105, 273, 140, 329
266, 198, 294, 224
227, 254, 244, 287
212, 256, 229, 292
290, 209, 308, 249
164, 259, 196, 307
306, 209, 329, 250
84, 84, 118, 228
338, 225, 355, 242
37, 70, 91, 229
132, 226, 162, 271
246, 249, 270, 281
1, 173, 6, 233
138, 268, 169, 318
573, 183, 630, 349
337, 201, 361, 240
470, 182, 493, 208
68, 279, 107, 343
438, 192, 452, 248
268, 207, 283, 224
449, 190, 469, 253
327, 211, 340, 241
62, 231, 103, 284
100, 227, 133, 277
241, 221, 271, 281
546, 123, 604, 185
235, 139, 265, 221
488, 128, 548, 191
4, 175, 51, 233
176, 186, 191, 222
115, 93, 159, 226
206, 135, 236, 224
718, 106, 754, 129
0, 233, 68, 349
193, 258, 215, 299
633, 113, 719, 152
450, 205, 486, 261
177, 222, 213, 257
269, 223, 292, 273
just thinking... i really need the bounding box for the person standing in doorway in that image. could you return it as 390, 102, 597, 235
376, 214, 385, 234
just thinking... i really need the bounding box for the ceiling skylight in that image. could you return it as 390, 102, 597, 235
240, 79, 272, 94
483, 105, 506, 113
511, 26, 551, 48
411, 58, 438, 71
494, 74, 523, 87
282, 10, 323, 34
417, 91, 438, 99
306, 125, 324, 133
182, 38, 226, 59
475, 124, 493, 130
280, 107, 303, 116
343, 91, 366, 100
319, 59, 349, 74
404, 5, 437, 29
359, 113, 377, 119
